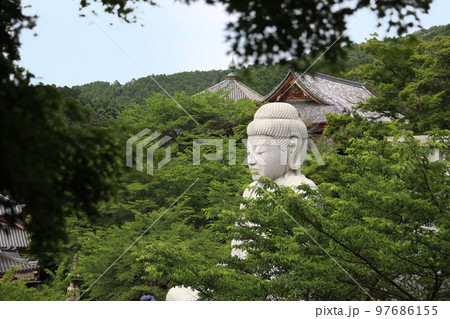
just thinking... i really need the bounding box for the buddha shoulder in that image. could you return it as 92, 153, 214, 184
282, 174, 317, 190
242, 181, 259, 199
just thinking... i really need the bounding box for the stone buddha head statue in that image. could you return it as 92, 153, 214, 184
246, 102, 314, 188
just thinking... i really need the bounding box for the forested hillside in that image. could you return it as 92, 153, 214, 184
60, 65, 290, 122
412, 23, 450, 40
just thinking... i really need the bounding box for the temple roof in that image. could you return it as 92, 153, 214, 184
288, 101, 344, 124
265, 70, 374, 124
0, 224, 30, 249
0, 195, 38, 277
1, 194, 29, 249
0, 249, 39, 274
202, 60, 264, 102
205, 77, 264, 102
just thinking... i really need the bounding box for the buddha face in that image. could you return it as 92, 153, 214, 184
247, 135, 289, 182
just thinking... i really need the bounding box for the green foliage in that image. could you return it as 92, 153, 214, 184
413, 24, 450, 41
238, 63, 289, 95
66, 92, 256, 300
0, 83, 123, 256
347, 34, 450, 133
0, 268, 39, 301
0, 1, 124, 258
0, 264, 70, 301
323, 113, 394, 150
60, 65, 285, 116
206, 129, 449, 300
65, 70, 229, 114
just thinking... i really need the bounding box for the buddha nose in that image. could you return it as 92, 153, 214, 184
248, 153, 257, 165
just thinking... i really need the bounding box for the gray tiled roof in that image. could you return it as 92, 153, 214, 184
203, 75, 264, 102
0, 224, 30, 249
265, 70, 373, 123
0, 249, 38, 274
355, 109, 392, 122
295, 72, 372, 111
289, 100, 347, 123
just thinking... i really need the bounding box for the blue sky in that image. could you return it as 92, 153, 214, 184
19, 0, 450, 87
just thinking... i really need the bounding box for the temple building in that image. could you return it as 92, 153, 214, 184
203, 63, 374, 132
202, 59, 264, 102
0, 195, 39, 281
265, 69, 373, 132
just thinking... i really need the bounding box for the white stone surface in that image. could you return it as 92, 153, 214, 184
166, 286, 199, 301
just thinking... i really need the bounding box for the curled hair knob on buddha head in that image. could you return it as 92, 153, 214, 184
247, 102, 308, 170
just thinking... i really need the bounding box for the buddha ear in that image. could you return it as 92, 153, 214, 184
288, 132, 302, 170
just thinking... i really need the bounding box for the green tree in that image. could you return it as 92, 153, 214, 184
66, 92, 257, 300
0, 264, 70, 301
203, 128, 449, 300
347, 35, 450, 133
0, 1, 123, 257
413, 24, 450, 41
